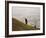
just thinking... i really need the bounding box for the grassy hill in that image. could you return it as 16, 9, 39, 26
12, 18, 34, 31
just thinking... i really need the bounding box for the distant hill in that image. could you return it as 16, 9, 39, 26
12, 18, 33, 31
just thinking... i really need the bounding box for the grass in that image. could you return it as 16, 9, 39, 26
12, 18, 33, 31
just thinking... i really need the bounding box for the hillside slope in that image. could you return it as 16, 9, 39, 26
12, 18, 33, 31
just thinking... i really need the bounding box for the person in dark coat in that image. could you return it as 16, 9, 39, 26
25, 18, 28, 24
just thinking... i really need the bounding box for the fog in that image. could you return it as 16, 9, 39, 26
12, 6, 40, 28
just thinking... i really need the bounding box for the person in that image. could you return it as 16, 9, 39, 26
25, 18, 28, 24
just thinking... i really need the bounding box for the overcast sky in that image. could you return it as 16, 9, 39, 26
12, 6, 40, 18
12, 6, 40, 28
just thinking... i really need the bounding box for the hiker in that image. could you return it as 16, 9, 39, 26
25, 18, 28, 24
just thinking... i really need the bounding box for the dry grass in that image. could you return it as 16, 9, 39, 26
12, 18, 33, 31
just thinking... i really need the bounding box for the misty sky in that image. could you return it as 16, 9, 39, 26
12, 6, 40, 18
12, 6, 40, 28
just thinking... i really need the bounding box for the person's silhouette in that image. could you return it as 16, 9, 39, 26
25, 18, 27, 24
